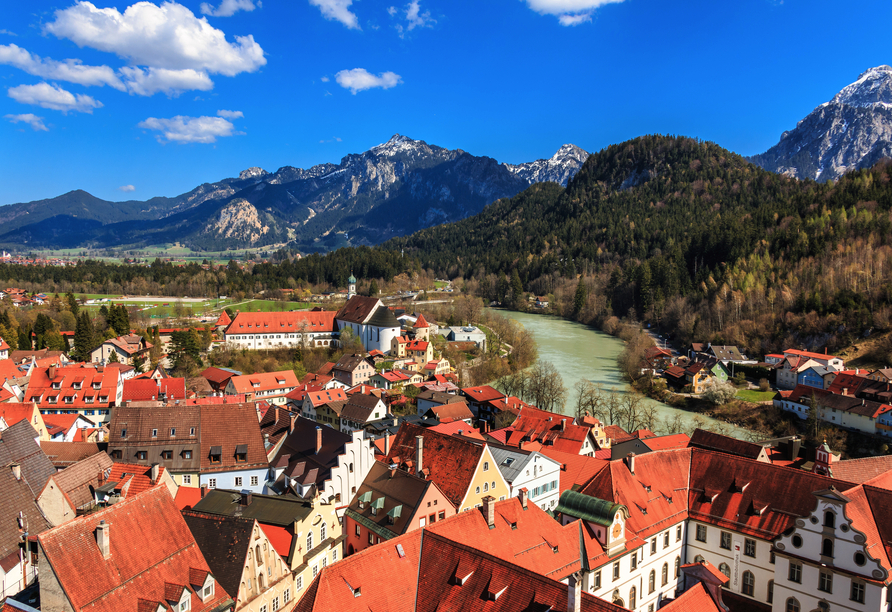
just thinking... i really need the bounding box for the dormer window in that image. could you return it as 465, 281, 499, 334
209, 446, 222, 463
93, 382, 101, 390
183, 450, 193, 459
120, 429, 127, 438
73, 382, 82, 390
137, 451, 147, 460
51, 381, 61, 390
152, 429, 158, 438
99, 395, 108, 403
170, 428, 176, 437
162, 450, 173, 460
235, 444, 248, 463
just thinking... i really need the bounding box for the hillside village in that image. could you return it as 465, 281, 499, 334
1, 285, 892, 612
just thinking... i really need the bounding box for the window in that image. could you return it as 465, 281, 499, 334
651, 539, 657, 554
322, 557, 327, 568
694, 555, 704, 563
594, 571, 601, 589
664, 531, 670, 548
785, 597, 799, 612
312, 565, 318, 578
179, 600, 189, 612
296, 576, 303, 591
170, 428, 176, 436
676, 525, 682, 542
203, 584, 214, 599
674, 556, 680, 578
259, 605, 267, 612
788, 562, 801, 583
483, 461, 489, 471
744, 538, 756, 558
251, 476, 259, 486
355, 524, 361, 536
321, 522, 327, 541
767, 580, 774, 604
183, 474, 192, 485
719, 563, 730, 578
851, 582, 865, 604
235, 477, 243, 487
438, 511, 445, 520
696, 524, 707, 542
368, 532, 374, 545
283, 588, 291, 603
661, 563, 668, 586
483, 482, 489, 492
307, 531, 313, 551
475, 487, 480, 494
332, 548, 338, 562
818, 571, 832, 593
630, 552, 637, 570
271, 597, 280, 611
648, 570, 655, 594
152, 429, 157, 437
629, 586, 636, 609
613, 561, 620, 581
742, 571, 755, 596
824, 510, 836, 528
720, 531, 731, 550
183, 450, 192, 459
137, 451, 147, 460
822, 538, 834, 558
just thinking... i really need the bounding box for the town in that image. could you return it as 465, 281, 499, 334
0, 276, 888, 612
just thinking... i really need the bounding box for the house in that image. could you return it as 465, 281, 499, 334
338, 393, 388, 435
421, 401, 473, 425
299, 388, 348, 421
182, 510, 295, 612
344, 461, 453, 556
438, 325, 487, 351
213, 310, 232, 332
0, 460, 52, 600
37, 486, 233, 612
40, 441, 103, 469
415, 389, 463, 416
0, 337, 9, 361
492, 406, 600, 456
224, 311, 338, 350
121, 376, 187, 403
421, 358, 451, 377
330, 354, 376, 387
487, 445, 562, 511
24, 364, 122, 423
384, 423, 511, 512
336, 296, 402, 353
797, 364, 838, 390
369, 369, 411, 390
95, 462, 177, 505
107, 402, 268, 492
404, 339, 433, 366
642, 346, 673, 373
201, 366, 241, 392
36, 452, 114, 526
267, 416, 374, 511
225, 370, 299, 405
0, 420, 56, 497
460, 385, 505, 421
0, 403, 49, 440
776, 349, 845, 390
43, 413, 96, 442
89, 334, 152, 368
190, 488, 342, 601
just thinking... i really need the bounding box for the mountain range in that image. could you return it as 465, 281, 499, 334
0, 137, 588, 253
750, 65, 892, 181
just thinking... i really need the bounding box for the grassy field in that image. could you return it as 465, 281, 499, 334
75, 295, 318, 320
735, 389, 776, 403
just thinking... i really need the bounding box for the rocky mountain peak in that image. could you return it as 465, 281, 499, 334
239, 167, 268, 180
830, 65, 892, 109
503, 143, 590, 187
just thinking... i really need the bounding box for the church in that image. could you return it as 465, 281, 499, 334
335, 275, 401, 353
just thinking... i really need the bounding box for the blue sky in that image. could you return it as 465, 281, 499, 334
1, 0, 890, 206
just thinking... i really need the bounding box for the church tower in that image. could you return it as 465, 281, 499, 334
347, 273, 357, 299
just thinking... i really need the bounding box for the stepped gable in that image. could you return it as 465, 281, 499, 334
384, 422, 485, 508
37, 486, 231, 612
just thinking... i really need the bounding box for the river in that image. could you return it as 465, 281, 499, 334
502, 310, 749, 439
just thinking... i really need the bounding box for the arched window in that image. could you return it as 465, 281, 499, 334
674, 556, 680, 578
719, 563, 731, 578
255, 544, 262, 562
824, 510, 836, 528
767, 580, 774, 604
662, 563, 668, 586
257, 572, 265, 589
307, 531, 313, 552
476, 486, 480, 494
785, 597, 799, 612
483, 461, 489, 471
611, 590, 624, 607
648, 570, 655, 593
483, 482, 489, 492
822, 538, 834, 558
742, 571, 755, 596
320, 522, 327, 541
629, 586, 636, 609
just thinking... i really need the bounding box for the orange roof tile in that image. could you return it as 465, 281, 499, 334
227, 310, 336, 334
227, 370, 298, 395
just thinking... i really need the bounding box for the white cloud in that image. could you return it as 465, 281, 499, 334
309, 0, 360, 30
405, 1, 434, 31
0, 44, 124, 89
525, 0, 624, 25
216, 109, 243, 119
119, 66, 214, 96
320, 75, 330, 82
200, 0, 258, 17
8, 82, 102, 113
138, 114, 240, 143
46, 1, 266, 77
387, 6, 397, 16
5, 113, 48, 131
0, 29, 17, 36
335, 68, 401, 94
118, 184, 136, 192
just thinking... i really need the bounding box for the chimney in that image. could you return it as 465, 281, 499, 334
289, 412, 296, 434
96, 520, 111, 559
385, 430, 391, 455
560, 418, 566, 431
568, 572, 583, 612
48, 365, 56, 380
275, 407, 279, 424
200, 485, 208, 498
482, 495, 496, 529
415, 435, 424, 477
10, 463, 21, 481
843, 388, 848, 396
316, 426, 323, 454
150, 463, 159, 484
626, 453, 636, 474
97, 365, 104, 373
241, 491, 252, 506
519, 488, 528, 510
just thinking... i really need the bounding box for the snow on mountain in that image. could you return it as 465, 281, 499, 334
504, 143, 590, 186
751, 65, 892, 181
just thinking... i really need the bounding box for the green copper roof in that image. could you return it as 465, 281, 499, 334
348, 274, 357, 283
555, 490, 623, 527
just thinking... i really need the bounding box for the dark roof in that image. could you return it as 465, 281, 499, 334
345, 462, 433, 538
0, 420, 56, 496
0, 460, 51, 561
199, 404, 267, 472
333, 354, 372, 373
417, 390, 464, 405
107, 405, 201, 472
190, 489, 313, 527
270, 416, 351, 486
366, 305, 400, 328
336, 296, 381, 324
181, 510, 255, 600
688, 429, 764, 460
40, 441, 103, 468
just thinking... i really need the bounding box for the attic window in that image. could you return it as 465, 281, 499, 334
235, 444, 248, 463
209, 446, 222, 463
121, 429, 127, 438
152, 429, 158, 437
162, 450, 173, 460
170, 428, 176, 436
137, 451, 147, 460
93, 382, 101, 390
51, 382, 61, 390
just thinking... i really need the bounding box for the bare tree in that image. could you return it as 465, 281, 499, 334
526, 360, 566, 412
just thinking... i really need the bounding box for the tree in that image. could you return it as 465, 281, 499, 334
0, 324, 17, 351
368, 280, 379, 297
66, 292, 80, 316
702, 381, 738, 405
510, 269, 523, 307
573, 277, 587, 317
107, 350, 120, 363
132, 354, 147, 373
526, 360, 566, 412
73, 312, 97, 361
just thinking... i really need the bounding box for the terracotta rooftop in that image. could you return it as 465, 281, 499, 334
41, 441, 103, 468
226, 310, 336, 334
227, 370, 298, 395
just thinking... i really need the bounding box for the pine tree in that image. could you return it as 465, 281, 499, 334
573, 277, 588, 316
66, 292, 80, 316
74, 312, 96, 362
107, 350, 120, 363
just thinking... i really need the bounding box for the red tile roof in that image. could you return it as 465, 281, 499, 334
199, 403, 267, 473
103, 334, 151, 356
175, 486, 204, 511
106, 462, 169, 498
414, 313, 429, 328
461, 385, 505, 403
335, 296, 382, 324
643, 433, 690, 451
37, 486, 231, 612
122, 377, 186, 402
405, 340, 429, 352
428, 420, 485, 440
784, 348, 841, 361
226, 310, 336, 334
227, 370, 298, 395
214, 311, 231, 327
384, 422, 486, 508
424, 401, 473, 423
25, 365, 119, 409
41, 441, 102, 468
0, 403, 38, 429
832, 455, 892, 485
538, 447, 608, 492
661, 582, 723, 612
200, 367, 238, 386
305, 388, 347, 407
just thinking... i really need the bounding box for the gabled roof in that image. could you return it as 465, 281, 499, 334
385, 422, 486, 508
0, 420, 56, 496
181, 510, 257, 601
784, 348, 842, 361
461, 385, 505, 403
41, 441, 102, 469
105, 462, 169, 498
345, 462, 437, 537
423, 401, 473, 423
689, 429, 764, 460
37, 486, 231, 612
335, 296, 383, 325
25, 364, 120, 409
199, 403, 267, 472
226, 310, 336, 334
0, 403, 37, 430
538, 447, 608, 492
227, 370, 298, 395
42, 451, 113, 511
190, 488, 314, 527
122, 377, 186, 402
427, 420, 485, 440
269, 416, 352, 487
200, 367, 240, 386
305, 387, 347, 407
332, 354, 372, 373
832, 455, 892, 484
102, 334, 151, 356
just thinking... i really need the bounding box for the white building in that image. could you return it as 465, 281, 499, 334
335, 295, 401, 354
223, 311, 339, 350
489, 446, 562, 511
